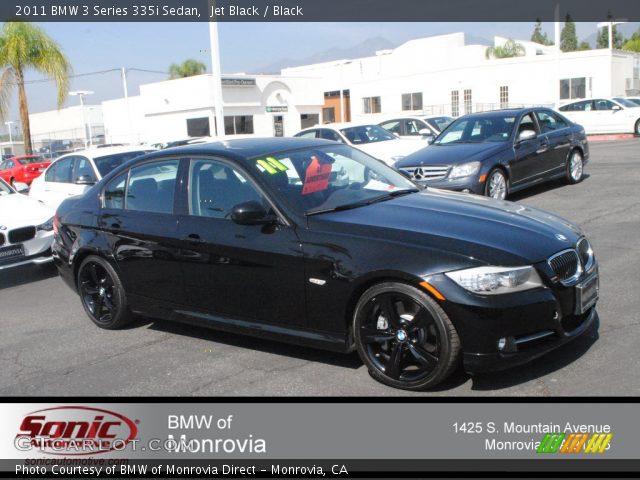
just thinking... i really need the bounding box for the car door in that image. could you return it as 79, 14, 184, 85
593, 99, 625, 133
509, 112, 550, 186
559, 100, 594, 132
175, 156, 306, 327
39, 155, 77, 207
98, 158, 185, 307
535, 110, 572, 174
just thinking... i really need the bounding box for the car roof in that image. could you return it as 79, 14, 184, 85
455, 108, 544, 119
149, 137, 337, 160
57, 145, 155, 160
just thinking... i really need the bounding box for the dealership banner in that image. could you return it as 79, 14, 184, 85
0, 402, 639, 476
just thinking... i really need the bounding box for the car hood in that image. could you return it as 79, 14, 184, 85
0, 193, 54, 228
355, 139, 427, 165
396, 142, 508, 167
313, 189, 583, 265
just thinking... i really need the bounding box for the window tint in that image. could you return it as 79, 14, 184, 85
74, 156, 97, 182
104, 172, 128, 209
379, 120, 401, 134
94, 151, 150, 177
560, 100, 593, 112
536, 111, 569, 132
595, 99, 616, 111
17, 156, 42, 165
318, 129, 342, 142
189, 159, 265, 219
295, 130, 318, 139
517, 113, 538, 136
402, 119, 425, 136
126, 160, 179, 214
6, 160, 14, 169
45, 156, 74, 183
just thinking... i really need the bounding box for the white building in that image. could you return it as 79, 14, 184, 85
29, 105, 104, 149
282, 32, 640, 123
102, 74, 323, 145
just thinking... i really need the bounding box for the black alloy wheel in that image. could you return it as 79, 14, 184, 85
353, 282, 460, 390
77, 255, 133, 329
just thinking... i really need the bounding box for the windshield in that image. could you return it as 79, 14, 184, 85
94, 151, 151, 177
339, 125, 396, 144
17, 156, 43, 165
0, 178, 14, 195
251, 144, 417, 216
434, 114, 517, 144
613, 97, 639, 108
425, 116, 454, 132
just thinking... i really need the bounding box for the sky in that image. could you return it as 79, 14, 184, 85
2, 21, 639, 132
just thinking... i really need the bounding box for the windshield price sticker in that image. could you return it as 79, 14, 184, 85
302, 156, 332, 195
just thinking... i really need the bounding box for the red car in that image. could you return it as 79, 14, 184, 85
0, 155, 51, 187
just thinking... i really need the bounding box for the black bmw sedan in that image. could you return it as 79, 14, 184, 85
395, 108, 589, 200
53, 137, 599, 390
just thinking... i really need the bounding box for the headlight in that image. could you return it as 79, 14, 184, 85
36, 217, 54, 232
448, 161, 481, 180
445, 265, 543, 295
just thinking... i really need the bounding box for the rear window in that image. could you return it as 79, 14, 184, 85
94, 151, 152, 177
17, 156, 43, 165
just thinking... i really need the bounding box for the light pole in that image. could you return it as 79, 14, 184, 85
69, 90, 94, 148
208, 18, 225, 137
5, 121, 14, 144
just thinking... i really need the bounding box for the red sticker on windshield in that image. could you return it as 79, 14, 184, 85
302, 156, 332, 195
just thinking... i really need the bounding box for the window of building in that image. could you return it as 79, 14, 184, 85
322, 107, 335, 124
463, 89, 473, 114
300, 114, 319, 129
186, 117, 210, 137
451, 91, 460, 117
560, 77, 587, 100
401, 92, 423, 111
224, 116, 254, 135
500, 86, 509, 109
362, 96, 381, 114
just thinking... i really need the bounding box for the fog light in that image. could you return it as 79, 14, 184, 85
497, 337, 507, 350
462, 189, 471, 193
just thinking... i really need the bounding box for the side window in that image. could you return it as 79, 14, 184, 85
74, 156, 97, 182
7, 160, 14, 169
318, 129, 342, 142
595, 99, 615, 111
45, 157, 74, 183
104, 172, 128, 209
537, 111, 568, 132
380, 121, 401, 135
517, 113, 538, 136
403, 119, 423, 136
295, 130, 317, 139
189, 159, 265, 219
126, 160, 179, 214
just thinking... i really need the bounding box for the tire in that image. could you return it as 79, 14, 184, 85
353, 282, 461, 391
484, 168, 508, 200
635, 119, 640, 136
76, 255, 133, 329
564, 149, 584, 185
10, 178, 16, 188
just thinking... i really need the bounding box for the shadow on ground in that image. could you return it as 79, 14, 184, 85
0, 262, 58, 291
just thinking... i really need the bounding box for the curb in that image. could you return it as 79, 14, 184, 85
587, 133, 636, 142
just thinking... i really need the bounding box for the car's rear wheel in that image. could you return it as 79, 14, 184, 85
353, 282, 461, 390
77, 255, 133, 329
565, 149, 584, 185
635, 119, 640, 136
10, 178, 16, 188
485, 168, 508, 200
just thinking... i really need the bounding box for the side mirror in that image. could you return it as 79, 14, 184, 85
393, 132, 401, 139
418, 128, 432, 136
230, 201, 273, 225
612, 105, 622, 112
517, 130, 537, 142
14, 182, 29, 194
75, 175, 96, 186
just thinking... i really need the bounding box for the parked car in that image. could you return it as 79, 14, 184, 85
622, 96, 640, 107
294, 123, 426, 166
379, 115, 454, 140
53, 137, 599, 390
558, 97, 640, 135
29, 146, 155, 209
0, 155, 51, 187
39, 139, 75, 154
395, 108, 589, 200
0, 177, 55, 270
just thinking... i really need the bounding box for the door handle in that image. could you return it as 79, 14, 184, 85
185, 233, 205, 244
110, 223, 121, 230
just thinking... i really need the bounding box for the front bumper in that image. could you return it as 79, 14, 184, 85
424, 266, 599, 374
415, 176, 484, 194
0, 231, 54, 270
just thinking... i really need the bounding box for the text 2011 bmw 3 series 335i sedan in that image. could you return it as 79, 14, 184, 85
53, 138, 599, 390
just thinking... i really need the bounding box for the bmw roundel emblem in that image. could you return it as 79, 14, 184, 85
0, 225, 6, 231
555, 234, 568, 241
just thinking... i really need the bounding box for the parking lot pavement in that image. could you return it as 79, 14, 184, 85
1, 139, 639, 397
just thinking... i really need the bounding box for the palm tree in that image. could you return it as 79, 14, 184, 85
485, 39, 526, 59
168, 59, 207, 79
0, 22, 71, 155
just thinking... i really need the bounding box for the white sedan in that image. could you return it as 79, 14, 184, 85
0, 178, 55, 270
557, 97, 640, 135
29, 145, 155, 209
293, 123, 427, 166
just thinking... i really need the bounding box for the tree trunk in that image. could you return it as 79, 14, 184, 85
15, 68, 33, 155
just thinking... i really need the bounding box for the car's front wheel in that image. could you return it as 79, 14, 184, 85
485, 168, 508, 200
564, 149, 584, 185
635, 119, 640, 136
353, 282, 461, 390
77, 255, 133, 329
